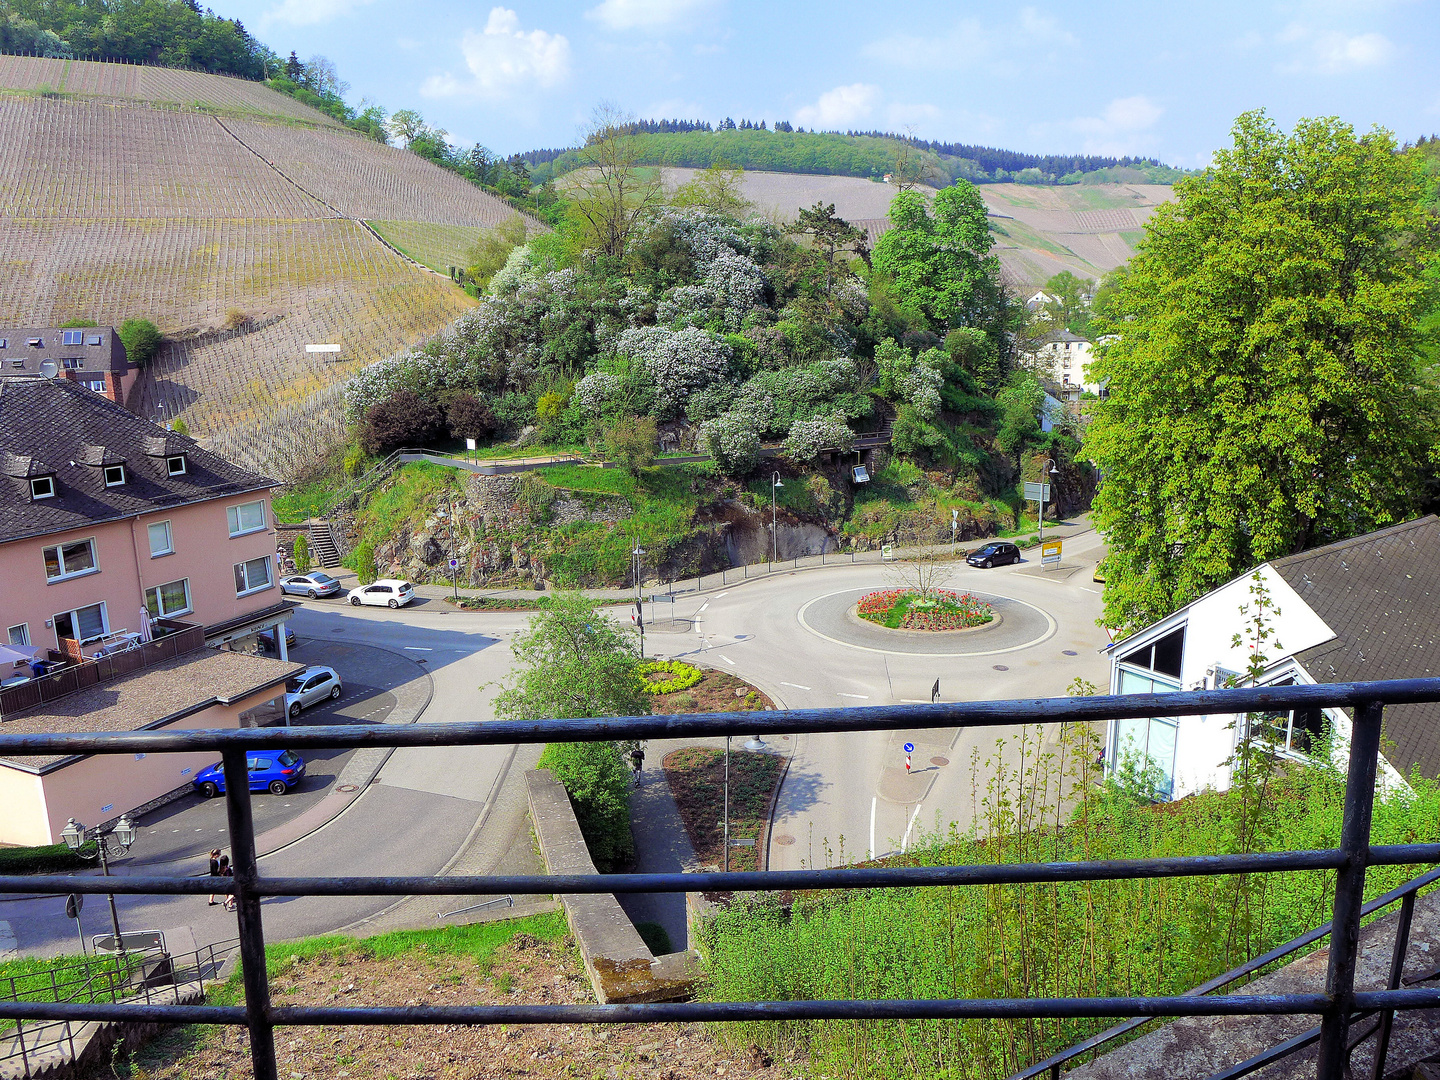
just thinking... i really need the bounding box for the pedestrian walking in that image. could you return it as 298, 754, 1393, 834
207, 849, 221, 905
218, 855, 235, 911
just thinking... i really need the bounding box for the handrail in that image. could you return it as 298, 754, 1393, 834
0, 680, 1436, 1080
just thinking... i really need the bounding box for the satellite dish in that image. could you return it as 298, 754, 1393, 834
40, 360, 57, 378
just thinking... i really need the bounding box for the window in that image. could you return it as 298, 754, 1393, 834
1250, 677, 1327, 756
1119, 625, 1186, 680
7, 360, 22, 369
144, 578, 191, 618
227, 500, 265, 536
239, 695, 284, 728
148, 520, 173, 557
62, 357, 83, 370
234, 556, 272, 595
82, 377, 106, 393
43, 538, 97, 581
1112, 669, 1181, 800
62, 330, 84, 345
53, 603, 107, 645
103, 464, 125, 487
166, 455, 186, 476
87, 335, 102, 346
30, 476, 54, 500
6, 624, 29, 647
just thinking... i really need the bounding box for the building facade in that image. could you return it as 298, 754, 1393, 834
0, 326, 136, 405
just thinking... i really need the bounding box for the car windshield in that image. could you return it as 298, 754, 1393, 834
285, 677, 302, 692
277, 750, 300, 767
980, 545, 1000, 554
312, 574, 336, 584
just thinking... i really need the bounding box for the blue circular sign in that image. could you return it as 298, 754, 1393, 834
903, 742, 915, 753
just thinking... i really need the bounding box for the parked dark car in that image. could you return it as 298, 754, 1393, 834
258, 626, 297, 653
967, 541, 1021, 568
192, 750, 306, 797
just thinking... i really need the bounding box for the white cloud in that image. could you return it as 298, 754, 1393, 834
795, 84, 881, 129
864, 7, 1072, 71
1279, 24, 1394, 73
259, 0, 374, 28
420, 8, 570, 100
586, 0, 717, 31
1070, 95, 1164, 155
1018, 7, 1076, 45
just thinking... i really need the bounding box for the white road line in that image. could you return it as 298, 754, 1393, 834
720, 655, 736, 665
869, 796, 876, 860
902, 803, 923, 853
837, 692, 869, 699
781, 681, 812, 690
698, 602, 709, 614
1079, 587, 1100, 595
715, 591, 729, 598
900, 698, 929, 703
403, 646, 433, 651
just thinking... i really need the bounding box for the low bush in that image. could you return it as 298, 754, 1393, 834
638, 659, 703, 694
536, 742, 635, 871
118, 318, 162, 369
360, 390, 446, 456
292, 533, 311, 572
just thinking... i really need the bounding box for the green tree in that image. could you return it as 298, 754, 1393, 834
787, 202, 866, 311
871, 185, 1004, 334
602, 415, 658, 476
994, 371, 1045, 466
671, 162, 750, 217
1089, 111, 1438, 633
1042, 270, 1088, 333
569, 103, 664, 260
464, 215, 528, 289
292, 533, 311, 573
118, 318, 162, 368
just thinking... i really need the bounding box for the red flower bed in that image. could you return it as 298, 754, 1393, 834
857, 589, 994, 630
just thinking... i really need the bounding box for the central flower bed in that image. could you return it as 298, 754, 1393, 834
856, 589, 995, 631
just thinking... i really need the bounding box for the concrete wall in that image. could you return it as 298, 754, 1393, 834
0, 687, 271, 846
0, 490, 278, 651
525, 769, 695, 1004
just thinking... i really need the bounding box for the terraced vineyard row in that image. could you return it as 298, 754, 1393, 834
228, 118, 519, 226
0, 54, 341, 126
0, 98, 331, 219
367, 221, 497, 273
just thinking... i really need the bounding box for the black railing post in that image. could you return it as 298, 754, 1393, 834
1369, 890, 1415, 1080
1316, 700, 1384, 1080
222, 750, 278, 1080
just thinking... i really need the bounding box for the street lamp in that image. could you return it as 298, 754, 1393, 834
770, 472, 783, 564
1037, 458, 1060, 545
632, 543, 646, 659
62, 815, 137, 961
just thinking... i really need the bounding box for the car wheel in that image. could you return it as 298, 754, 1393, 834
307, 589, 318, 599
388, 598, 399, 608
199, 781, 219, 799
350, 596, 361, 606
330, 685, 341, 699
268, 780, 287, 796
289, 702, 302, 718
984, 560, 993, 569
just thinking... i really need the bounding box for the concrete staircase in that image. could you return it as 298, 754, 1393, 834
309, 520, 342, 568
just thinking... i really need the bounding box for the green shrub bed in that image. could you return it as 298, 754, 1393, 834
638, 659, 703, 694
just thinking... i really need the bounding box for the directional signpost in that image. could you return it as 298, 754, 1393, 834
1042, 539, 1064, 571
904, 741, 914, 772
65, 893, 84, 954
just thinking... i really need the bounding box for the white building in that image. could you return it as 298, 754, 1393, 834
1032, 330, 1101, 395
1105, 516, 1440, 800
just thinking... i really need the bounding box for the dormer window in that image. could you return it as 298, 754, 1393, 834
62, 330, 85, 345
63, 357, 83, 370
166, 454, 186, 476
103, 464, 126, 487
27, 337, 42, 347
30, 476, 55, 500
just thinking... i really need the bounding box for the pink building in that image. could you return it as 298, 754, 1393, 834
0, 376, 294, 661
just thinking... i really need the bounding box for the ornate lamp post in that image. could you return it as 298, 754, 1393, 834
770, 472, 784, 564
61, 815, 137, 961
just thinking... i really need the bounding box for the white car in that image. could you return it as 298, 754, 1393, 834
347, 579, 415, 609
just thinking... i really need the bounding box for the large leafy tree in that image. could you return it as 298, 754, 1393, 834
871, 184, 1004, 333
1089, 111, 1438, 633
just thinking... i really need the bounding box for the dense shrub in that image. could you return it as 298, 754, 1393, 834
446, 393, 494, 440
637, 659, 703, 694
699, 412, 762, 477
292, 533, 311, 572
118, 318, 162, 369
536, 742, 635, 871
359, 390, 446, 455
783, 414, 855, 462
615, 326, 732, 419
602, 415, 658, 476
352, 540, 377, 585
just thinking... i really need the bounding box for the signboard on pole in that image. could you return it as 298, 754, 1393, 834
1023, 481, 1051, 503
448, 558, 458, 569
93, 930, 165, 954
881, 544, 894, 561
1041, 539, 1063, 568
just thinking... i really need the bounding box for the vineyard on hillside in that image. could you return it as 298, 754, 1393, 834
0, 54, 342, 126
0, 71, 524, 477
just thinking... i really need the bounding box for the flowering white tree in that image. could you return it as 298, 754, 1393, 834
615, 326, 732, 418
783, 415, 855, 462
698, 412, 762, 476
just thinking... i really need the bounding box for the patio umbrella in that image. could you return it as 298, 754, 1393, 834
0, 643, 40, 668
138, 607, 154, 643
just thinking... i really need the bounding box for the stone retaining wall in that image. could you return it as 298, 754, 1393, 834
525, 769, 696, 1004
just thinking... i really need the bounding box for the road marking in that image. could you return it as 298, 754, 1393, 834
837, 692, 869, 699
781, 682, 812, 691
403, 646, 433, 651
902, 804, 923, 853
900, 698, 929, 703
1079, 587, 1100, 595
869, 796, 876, 860
720, 655, 736, 665
715, 591, 729, 599
698, 602, 709, 614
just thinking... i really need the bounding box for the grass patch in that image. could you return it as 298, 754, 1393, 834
262, 911, 568, 971
663, 746, 784, 871
271, 478, 333, 521
0, 952, 136, 1034
342, 461, 460, 572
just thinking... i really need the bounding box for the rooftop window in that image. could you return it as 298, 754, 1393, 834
62, 330, 84, 345
103, 464, 125, 487
166, 454, 186, 476
62, 357, 83, 370
27, 337, 42, 347
87, 335, 102, 346
30, 476, 55, 500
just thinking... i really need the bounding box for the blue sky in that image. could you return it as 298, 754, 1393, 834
225, 0, 1438, 161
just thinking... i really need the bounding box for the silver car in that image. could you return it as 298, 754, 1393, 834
284, 665, 342, 719
281, 572, 343, 599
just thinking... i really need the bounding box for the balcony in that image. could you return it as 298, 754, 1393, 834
0, 680, 1437, 1080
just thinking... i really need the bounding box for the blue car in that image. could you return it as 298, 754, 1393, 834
192, 750, 306, 798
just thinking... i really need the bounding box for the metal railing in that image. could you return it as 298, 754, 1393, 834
1, 681, 1439, 1080
1, 939, 235, 1074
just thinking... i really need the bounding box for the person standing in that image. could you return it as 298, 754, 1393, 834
207, 849, 222, 905
218, 855, 236, 911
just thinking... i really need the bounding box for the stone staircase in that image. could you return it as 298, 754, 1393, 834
309, 520, 342, 568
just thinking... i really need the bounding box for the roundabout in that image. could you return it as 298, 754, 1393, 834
796, 586, 1057, 656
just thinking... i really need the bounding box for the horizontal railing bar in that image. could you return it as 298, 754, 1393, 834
1007, 863, 1440, 1080
2, 680, 1436, 755
5, 846, 1437, 898
5, 989, 1440, 1027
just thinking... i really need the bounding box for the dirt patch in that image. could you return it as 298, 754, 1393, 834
663, 747, 785, 872
109, 935, 800, 1080
652, 669, 774, 714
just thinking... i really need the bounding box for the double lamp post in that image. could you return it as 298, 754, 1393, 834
61, 814, 138, 960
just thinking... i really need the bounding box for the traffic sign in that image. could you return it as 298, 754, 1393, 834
903, 742, 915, 753
65, 893, 83, 919
92, 930, 165, 954
448, 558, 458, 569
1023, 481, 1051, 503
1042, 539, 1063, 568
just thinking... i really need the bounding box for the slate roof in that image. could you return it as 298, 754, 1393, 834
0, 326, 128, 377
1272, 516, 1440, 782
0, 376, 277, 544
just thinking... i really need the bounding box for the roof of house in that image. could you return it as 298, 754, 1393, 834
0, 376, 276, 544
0, 326, 128, 377
0, 647, 302, 770
1271, 516, 1440, 781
